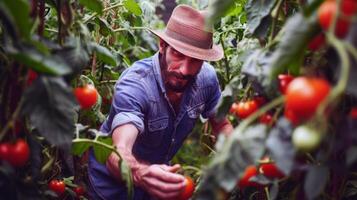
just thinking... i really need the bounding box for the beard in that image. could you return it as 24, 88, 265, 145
160, 53, 194, 93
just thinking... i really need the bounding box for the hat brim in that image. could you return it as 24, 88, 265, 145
149, 29, 224, 62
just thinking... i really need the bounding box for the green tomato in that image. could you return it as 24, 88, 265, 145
292, 126, 321, 152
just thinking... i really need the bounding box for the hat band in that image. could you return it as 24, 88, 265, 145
165, 28, 213, 49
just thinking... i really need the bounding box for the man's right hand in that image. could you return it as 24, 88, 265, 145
133, 163, 186, 199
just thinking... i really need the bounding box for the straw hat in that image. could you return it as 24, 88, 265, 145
150, 5, 223, 61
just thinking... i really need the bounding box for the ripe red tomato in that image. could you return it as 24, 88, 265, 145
318, 0, 357, 38
253, 96, 266, 107
260, 163, 285, 179
49, 180, 66, 195
259, 113, 273, 125
229, 102, 239, 115
238, 165, 263, 188
8, 139, 30, 167
285, 77, 330, 121
0, 143, 12, 162
278, 74, 294, 94
284, 108, 300, 125
178, 176, 195, 200
73, 186, 85, 197
350, 107, 357, 118
308, 33, 325, 51
236, 100, 259, 119
74, 85, 98, 109
26, 69, 38, 85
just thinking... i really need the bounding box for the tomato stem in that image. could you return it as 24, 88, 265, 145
316, 32, 350, 117
0, 98, 24, 141
72, 138, 132, 184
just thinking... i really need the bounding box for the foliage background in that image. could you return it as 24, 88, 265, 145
1, 0, 357, 199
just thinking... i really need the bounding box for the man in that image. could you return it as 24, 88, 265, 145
87, 4, 233, 200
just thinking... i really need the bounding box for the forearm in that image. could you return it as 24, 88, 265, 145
106, 123, 147, 184
106, 145, 148, 184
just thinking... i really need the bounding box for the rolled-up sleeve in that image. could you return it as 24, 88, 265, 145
110, 73, 147, 134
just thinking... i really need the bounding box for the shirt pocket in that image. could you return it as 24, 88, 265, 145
187, 103, 205, 119
145, 116, 169, 147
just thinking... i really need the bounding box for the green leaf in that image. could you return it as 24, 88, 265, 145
207, 0, 235, 25
216, 76, 243, 119
78, 0, 103, 15
266, 118, 296, 175
124, 0, 142, 16
245, 0, 275, 37
22, 77, 78, 148
0, 0, 32, 39
97, 18, 113, 37
72, 141, 92, 156
120, 161, 134, 199
304, 165, 329, 200
89, 43, 117, 66
269, 13, 320, 77
93, 136, 113, 164
54, 37, 90, 75
5, 44, 72, 75
196, 125, 267, 199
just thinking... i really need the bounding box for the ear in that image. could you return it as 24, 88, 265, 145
159, 39, 167, 53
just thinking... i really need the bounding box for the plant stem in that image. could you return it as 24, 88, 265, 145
113, 27, 148, 32
219, 35, 230, 82
83, 3, 124, 23
0, 98, 23, 141
269, 0, 284, 42
316, 33, 350, 117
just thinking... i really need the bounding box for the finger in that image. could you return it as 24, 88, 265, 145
151, 168, 185, 183
147, 185, 183, 200
142, 176, 185, 193
168, 164, 181, 173
158, 164, 181, 173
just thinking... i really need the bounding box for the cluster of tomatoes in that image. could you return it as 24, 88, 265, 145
230, 73, 332, 152
0, 139, 30, 167
48, 179, 85, 198
238, 158, 285, 189
309, 0, 357, 50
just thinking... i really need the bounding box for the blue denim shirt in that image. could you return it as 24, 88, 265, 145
88, 52, 221, 199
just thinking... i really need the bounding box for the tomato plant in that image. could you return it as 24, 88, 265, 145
308, 33, 325, 51
259, 113, 273, 125
318, 0, 357, 38
0, 143, 12, 162
74, 85, 98, 109
26, 69, 38, 86
260, 162, 285, 179
49, 180, 66, 195
285, 77, 331, 121
229, 102, 239, 115
350, 107, 357, 118
236, 100, 259, 119
73, 186, 85, 198
178, 176, 195, 200
238, 165, 263, 189
278, 74, 294, 95
292, 126, 322, 152
7, 139, 30, 167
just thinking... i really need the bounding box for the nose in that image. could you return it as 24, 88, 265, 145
179, 58, 195, 76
